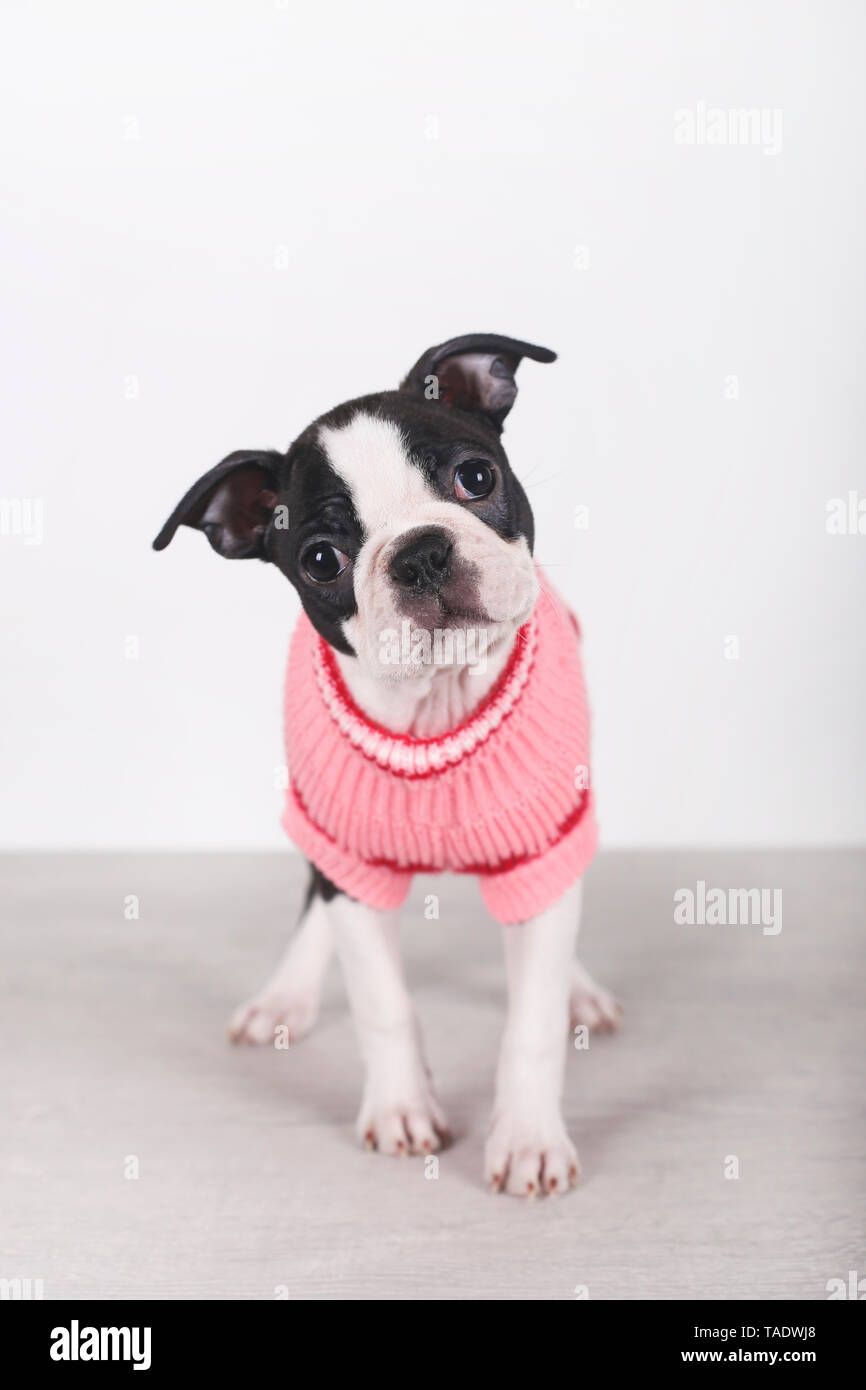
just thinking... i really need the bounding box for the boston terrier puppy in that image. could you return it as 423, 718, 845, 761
154, 333, 620, 1198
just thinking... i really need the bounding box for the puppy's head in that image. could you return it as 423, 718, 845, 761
154, 334, 554, 679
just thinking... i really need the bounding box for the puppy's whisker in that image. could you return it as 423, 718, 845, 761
525, 467, 569, 489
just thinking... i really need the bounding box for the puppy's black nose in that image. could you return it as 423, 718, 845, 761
389, 527, 453, 593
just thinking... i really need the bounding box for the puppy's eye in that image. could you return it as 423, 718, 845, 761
454, 460, 494, 501
301, 544, 350, 583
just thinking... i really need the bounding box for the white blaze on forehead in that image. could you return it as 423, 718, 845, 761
318, 412, 437, 535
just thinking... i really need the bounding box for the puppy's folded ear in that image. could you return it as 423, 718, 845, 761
400, 333, 556, 429
152, 450, 283, 558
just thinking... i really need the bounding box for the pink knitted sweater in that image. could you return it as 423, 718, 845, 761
281, 575, 598, 924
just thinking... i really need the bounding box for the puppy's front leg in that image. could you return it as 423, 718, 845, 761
486, 881, 583, 1197
329, 894, 449, 1156
229, 867, 334, 1046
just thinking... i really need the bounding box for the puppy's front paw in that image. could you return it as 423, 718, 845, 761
357, 1088, 450, 1157
485, 1112, 580, 1198
569, 963, 622, 1034
228, 991, 319, 1047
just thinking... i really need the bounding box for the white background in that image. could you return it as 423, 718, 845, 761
1, 0, 864, 850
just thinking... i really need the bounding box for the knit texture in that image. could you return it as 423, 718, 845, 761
281, 572, 598, 923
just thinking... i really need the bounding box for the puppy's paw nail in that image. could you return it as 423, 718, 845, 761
491, 1174, 503, 1194
358, 1097, 449, 1161
526, 1182, 537, 1200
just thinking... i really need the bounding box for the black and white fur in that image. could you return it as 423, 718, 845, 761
154, 334, 620, 1197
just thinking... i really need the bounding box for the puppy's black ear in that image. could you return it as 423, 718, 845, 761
152, 450, 283, 558
400, 333, 556, 430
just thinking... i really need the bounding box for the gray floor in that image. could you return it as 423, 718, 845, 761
0, 850, 863, 1301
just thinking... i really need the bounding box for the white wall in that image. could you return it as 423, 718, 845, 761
1, 0, 864, 850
